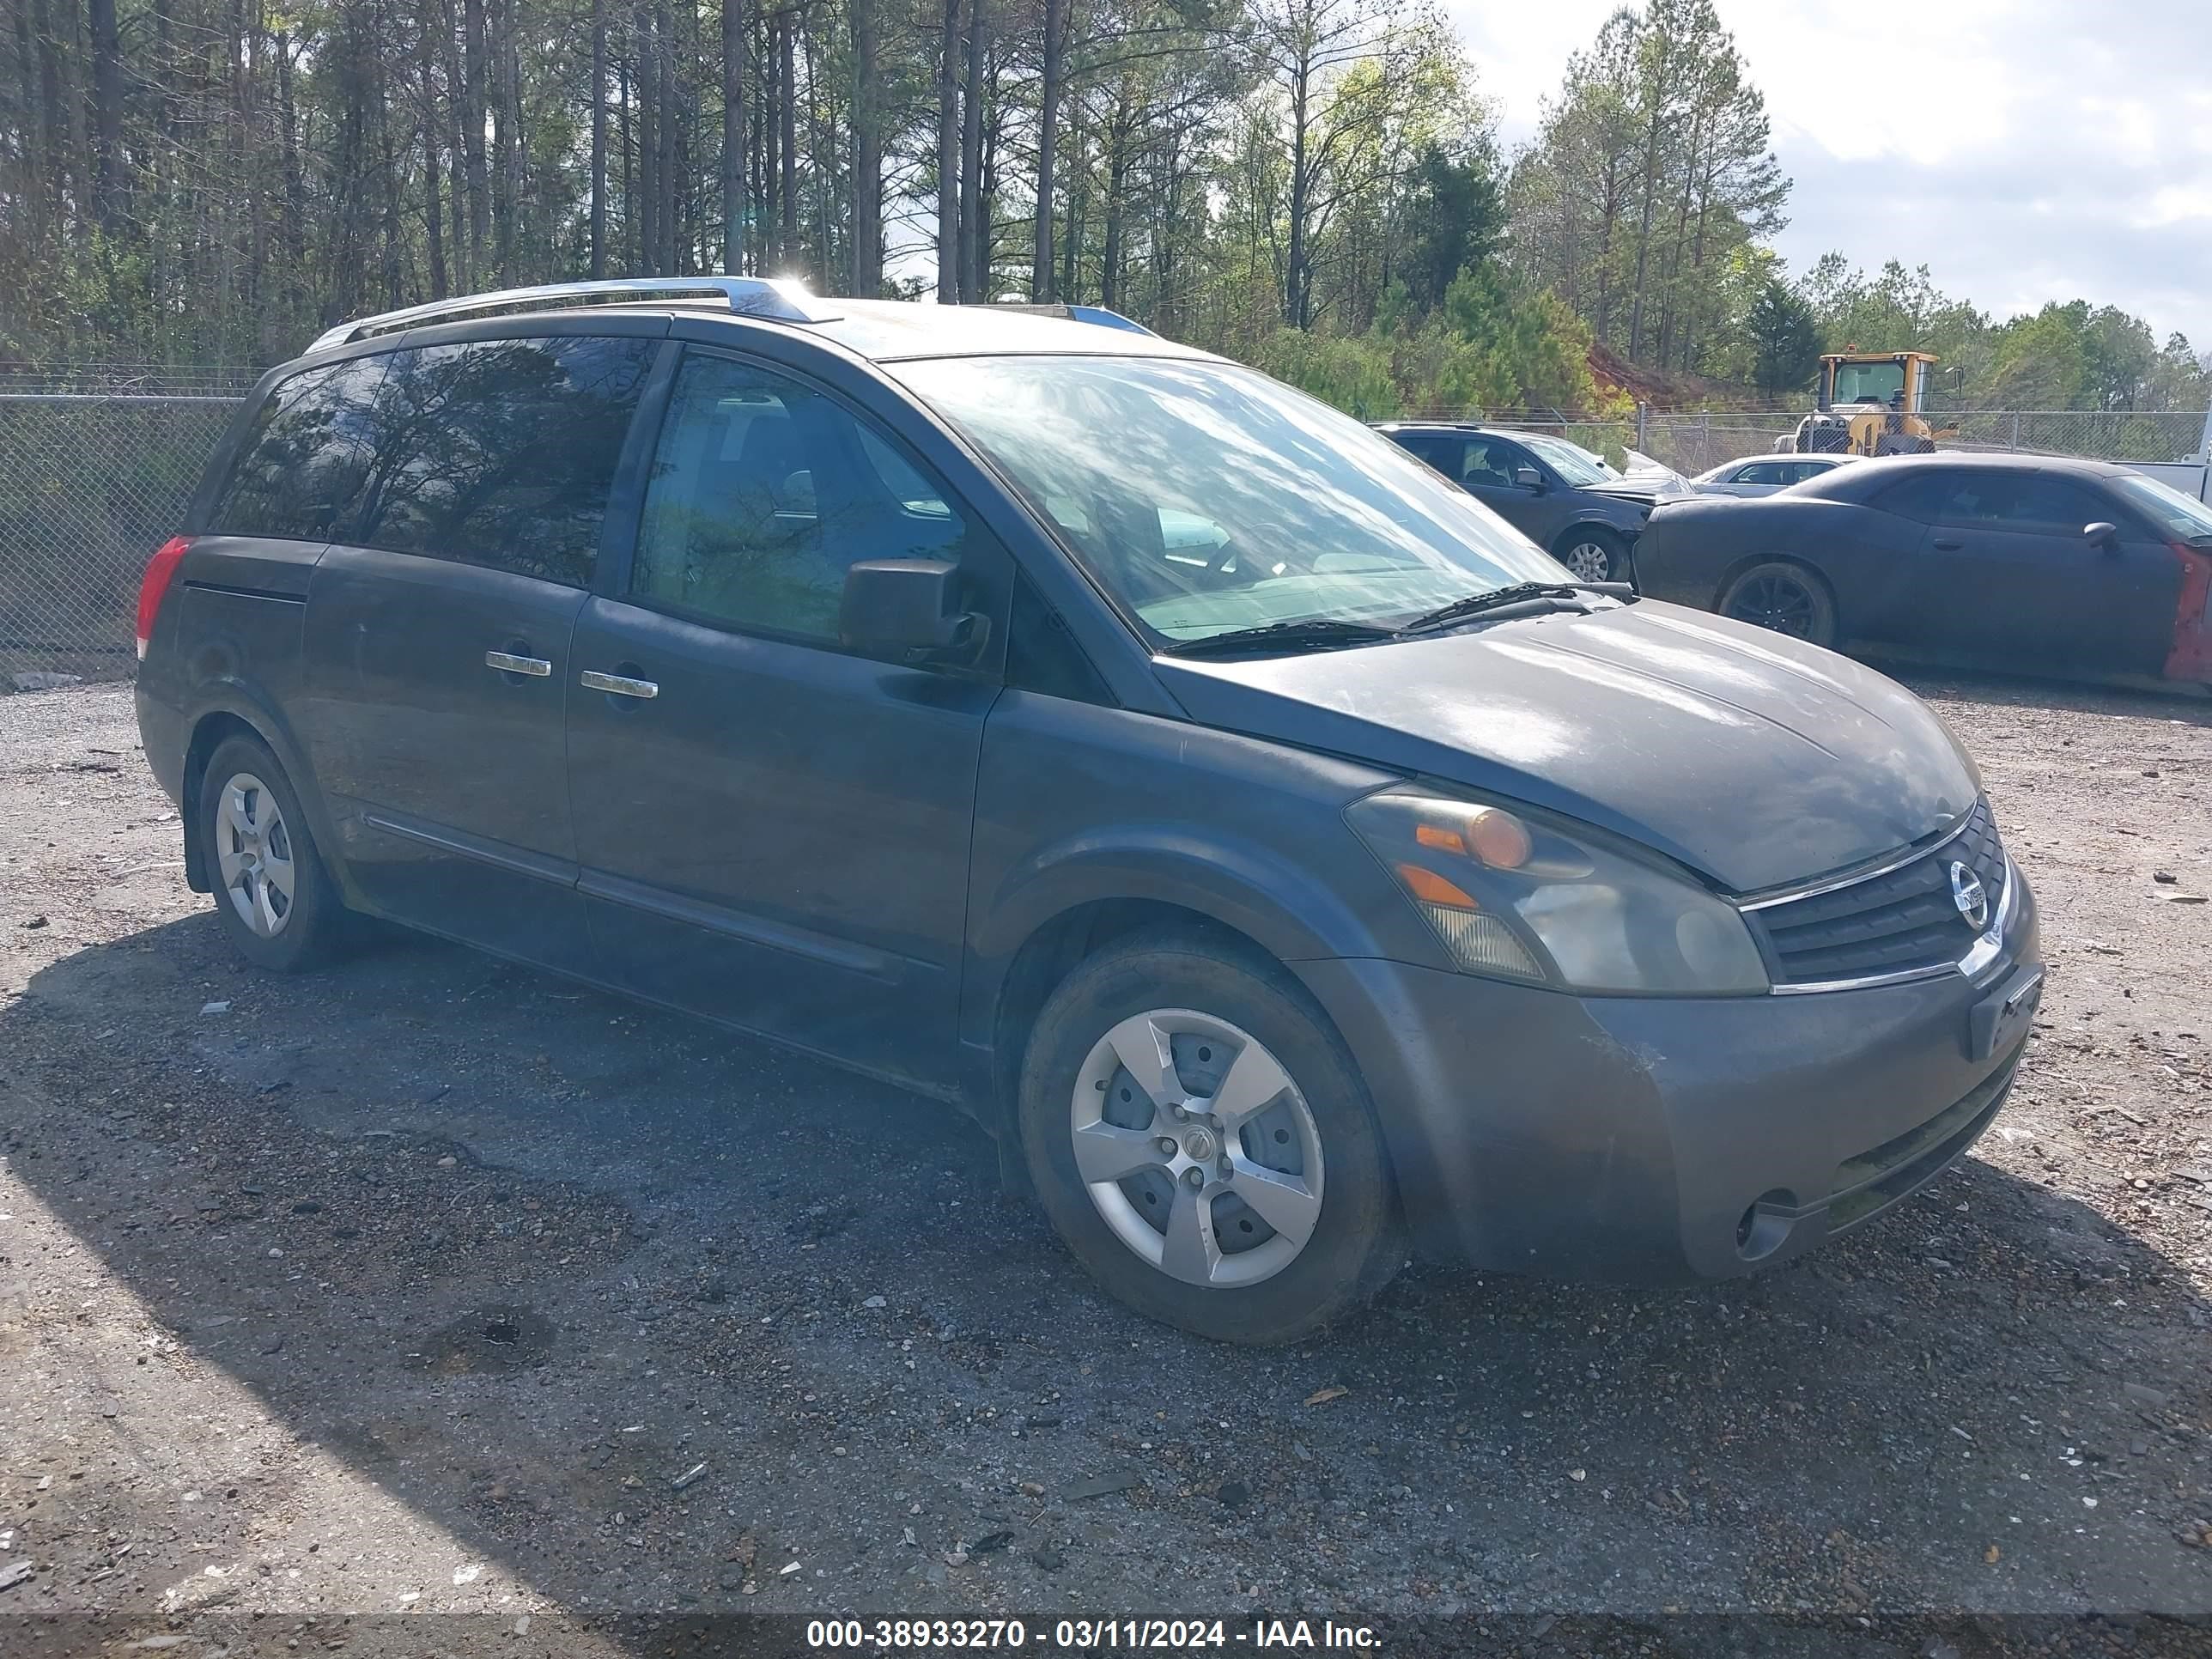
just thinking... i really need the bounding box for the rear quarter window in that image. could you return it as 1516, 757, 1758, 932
350, 335, 655, 586
208, 357, 385, 541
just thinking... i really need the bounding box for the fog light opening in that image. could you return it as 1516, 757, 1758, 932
1735, 1190, 1797, 1262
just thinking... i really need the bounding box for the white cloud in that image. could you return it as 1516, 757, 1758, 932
1443, 0, 2212, 349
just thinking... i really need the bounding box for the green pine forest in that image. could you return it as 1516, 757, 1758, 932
3, 0, 2208, 416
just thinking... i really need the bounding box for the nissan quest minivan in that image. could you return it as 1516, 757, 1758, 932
134, 278, 2041, 1344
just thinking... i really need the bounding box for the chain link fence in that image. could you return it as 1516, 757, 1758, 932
2, 383, 2209, 690
0, 393, 243, 688
1478, 409, 2212, 480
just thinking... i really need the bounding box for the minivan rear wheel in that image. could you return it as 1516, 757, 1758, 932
195, 734, 347, 972
1018, 927, 1401, 1344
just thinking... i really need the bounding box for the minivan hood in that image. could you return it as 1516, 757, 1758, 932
1153, 601, 1978, 894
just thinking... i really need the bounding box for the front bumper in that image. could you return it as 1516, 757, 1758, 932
1295, 868, 2040, 1282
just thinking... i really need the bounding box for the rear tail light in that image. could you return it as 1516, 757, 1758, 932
136, 535, 192, 660
2172, 542, 2211, 623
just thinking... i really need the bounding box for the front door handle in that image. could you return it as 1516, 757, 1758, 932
580, 669, 659, 700
485, 649, 552, 677
1930, 537, 1963, 551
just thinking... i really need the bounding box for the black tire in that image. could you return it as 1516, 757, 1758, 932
1717, 560, 1838, 648
1553, 525, 1626, 583
195, 733, 349, 973
1018, 927, 1402, 1345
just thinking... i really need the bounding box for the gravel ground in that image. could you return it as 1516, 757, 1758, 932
0, 678, 2208, 1657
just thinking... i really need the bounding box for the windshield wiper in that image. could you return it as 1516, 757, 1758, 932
1397, 580, 1632, 635
1166, 617, 1401, 659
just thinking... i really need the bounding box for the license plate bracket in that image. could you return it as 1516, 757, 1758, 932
1970, 964, 2043, 1062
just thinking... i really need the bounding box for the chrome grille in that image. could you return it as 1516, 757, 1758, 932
1747, 800, 2008, 988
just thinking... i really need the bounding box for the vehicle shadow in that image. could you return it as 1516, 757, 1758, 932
5, 911, 2209, 1642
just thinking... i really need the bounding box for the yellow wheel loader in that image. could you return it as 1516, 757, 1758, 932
1780, 349, 1953, 456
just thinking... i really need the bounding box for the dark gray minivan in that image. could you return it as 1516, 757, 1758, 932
135, 278, 2041, 1344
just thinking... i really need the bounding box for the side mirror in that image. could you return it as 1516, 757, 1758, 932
2083, 520, 2119, 553
1513, 466, 1546, 491
840, 559, 989, 665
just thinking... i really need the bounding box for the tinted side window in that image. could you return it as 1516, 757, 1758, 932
1735, 462, 1787, 486
352, 336, 653, 584
631, 352, 973, 644
209, 358, 384, 541
1874, 471, 1958, 522
1938, 472, 2106, 529
1389, 432, 1448, 471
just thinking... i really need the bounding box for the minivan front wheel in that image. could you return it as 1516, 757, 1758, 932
1019, 928, 1401, 1344
196, 734, 346, 972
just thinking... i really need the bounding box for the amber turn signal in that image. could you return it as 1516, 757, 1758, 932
1395, 863, 1480, 908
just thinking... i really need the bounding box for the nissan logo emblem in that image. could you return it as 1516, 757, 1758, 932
1949, 860, 1990, 932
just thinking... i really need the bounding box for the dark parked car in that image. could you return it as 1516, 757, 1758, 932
135, 278, 2041, 1344
1373, 422, 1675, 582
1637, 453, 2212, 685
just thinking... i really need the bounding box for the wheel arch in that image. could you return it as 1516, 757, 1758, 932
1711, 551, 1841, 634
1551, 519, 1628, 555
970, 845, 1407, 1190
180, 698, 349, 901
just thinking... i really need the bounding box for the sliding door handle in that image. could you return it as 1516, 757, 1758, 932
484, 649, 551, 677
580, 668, 659, 700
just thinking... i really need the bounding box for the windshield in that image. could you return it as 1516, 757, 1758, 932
1829, 360, 1905, 405
893, 356, 1569, 645
1517, 433, 1617, 485
2114, 471, 2212, 539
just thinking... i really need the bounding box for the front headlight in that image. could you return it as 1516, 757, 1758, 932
1346, 785, 1769, 995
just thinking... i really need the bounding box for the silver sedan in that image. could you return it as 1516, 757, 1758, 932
1693, 453, 1856, 497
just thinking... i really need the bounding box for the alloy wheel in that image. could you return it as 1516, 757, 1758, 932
214, 771, 296, 938
1560, 540, 1613, 581
1727, 572, 1817, 637
1068, 1009, 1324, 1290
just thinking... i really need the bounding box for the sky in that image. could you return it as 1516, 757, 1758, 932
1443, 0, 2212, 350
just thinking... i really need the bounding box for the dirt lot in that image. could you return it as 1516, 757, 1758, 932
0, 676, 2209, 1656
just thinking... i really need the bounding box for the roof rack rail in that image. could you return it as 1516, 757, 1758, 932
971, 300, 1157, 337
306, 276, 838, 353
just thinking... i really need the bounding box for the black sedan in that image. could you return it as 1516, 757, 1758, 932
1634, 453, 2212, 687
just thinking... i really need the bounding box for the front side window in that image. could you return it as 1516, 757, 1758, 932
890, 356, 1563, 646
350, 335, 653, 585
1936, 472, 2106, 530
1458, 437, 1527, 488
1875, 471, 1959, 522
1735, 462, 1788, 487
630, 352, 972, 643
210, 357, 384, 541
